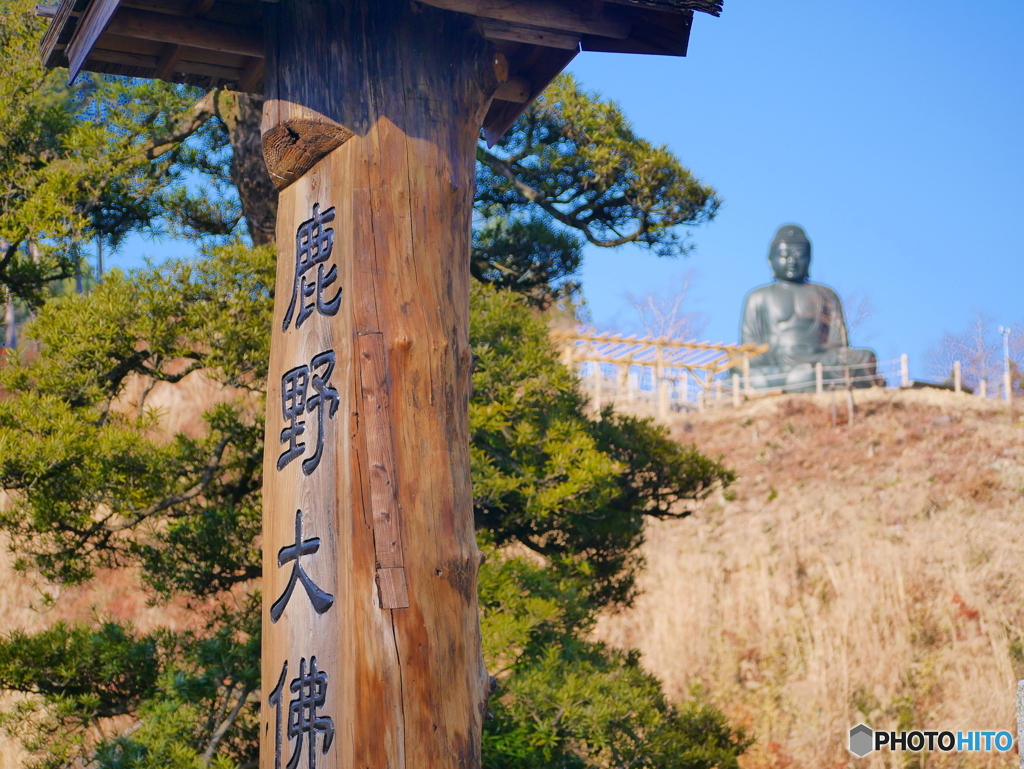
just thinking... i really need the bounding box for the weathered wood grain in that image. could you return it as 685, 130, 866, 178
356, 331, 408, 606
494, 75, 531, 103
67, 0, 121, 79
260, 1, 494, 767
260, 103, 354, 189
478, 18, 581, 50
417, 0, 630, 39
106, 6, 262, 56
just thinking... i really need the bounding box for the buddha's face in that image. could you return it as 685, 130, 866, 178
769, 241, 810, 283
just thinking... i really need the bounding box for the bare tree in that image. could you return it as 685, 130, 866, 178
626, 269, 707, 341
926, 312, 1024, 394
842, 290, 875, 342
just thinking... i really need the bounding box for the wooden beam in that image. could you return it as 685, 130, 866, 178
89, 45, 248, 81
152, 0, 215, 86
478, 18, 580, 50
105, 7, 262, 58
67, 0, 121, 80
582, 7, 693, 56
87, 46, 155, 68
41, 0, 80, 68
417, 0, 630, 39
154, 41, 182, 79
604, 0, 722, 15
237, 56, 264, 93
185, 0, 216, 14
482, 44, 576, 146
494, 75, 530, 102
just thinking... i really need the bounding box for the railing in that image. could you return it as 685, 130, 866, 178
555, 328, 768, 419
558, 331, 999, 417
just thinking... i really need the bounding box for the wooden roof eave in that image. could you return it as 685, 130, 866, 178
40, 0, 716, 139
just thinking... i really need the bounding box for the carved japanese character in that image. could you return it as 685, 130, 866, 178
267, 656, 335, 769
284, 203, 342, 332
302, 351, 339, 476
270, 510, 335, 623
287, 656, 335, 769
277, 351, 338, 475
268, 661, 289, 769
278, 365, 310, 471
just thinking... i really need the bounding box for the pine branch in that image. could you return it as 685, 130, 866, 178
477, 146, 644, 249
202, 684, 254, 766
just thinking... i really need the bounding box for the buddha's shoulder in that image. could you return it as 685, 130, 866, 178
743, 281, 840, 304
805, 281, 842, 302
742, 283, 775, 304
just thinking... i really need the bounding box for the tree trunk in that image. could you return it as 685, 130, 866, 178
259, 2, 498, 768
215, 91, 279, 245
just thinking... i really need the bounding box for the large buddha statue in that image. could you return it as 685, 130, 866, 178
739, 224, 878, 392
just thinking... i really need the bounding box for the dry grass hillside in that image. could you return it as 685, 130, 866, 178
2, 371, 1023, 769
595, 388, 1024, 769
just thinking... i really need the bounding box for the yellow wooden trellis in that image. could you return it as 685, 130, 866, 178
554, 328, 768, 418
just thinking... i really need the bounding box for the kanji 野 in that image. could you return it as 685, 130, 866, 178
278, 350, 339, 475
283, 202, 342, 332
268, 657, 335, 769
270, 510, 335, 623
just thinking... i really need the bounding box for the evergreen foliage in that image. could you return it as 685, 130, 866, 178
475, 74, 721, 306
0, 0, 242, 310
0, 9, 744, 766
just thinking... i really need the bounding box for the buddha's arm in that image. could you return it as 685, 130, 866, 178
825, 288, 850, 348
740, 290, 767, 346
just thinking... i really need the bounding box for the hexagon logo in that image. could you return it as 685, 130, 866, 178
849, 724, 874, 757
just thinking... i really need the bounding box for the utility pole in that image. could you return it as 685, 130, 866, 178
999, 326, 1012, 403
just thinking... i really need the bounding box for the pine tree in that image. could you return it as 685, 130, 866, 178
0, 9, 744, 766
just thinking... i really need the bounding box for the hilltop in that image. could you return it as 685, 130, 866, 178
2, 377, 1022, 769
595, 388, 1024, 769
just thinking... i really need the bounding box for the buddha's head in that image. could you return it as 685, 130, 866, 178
768, 224, 811, 283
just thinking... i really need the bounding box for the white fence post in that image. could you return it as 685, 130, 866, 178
954, 361, 961, 394
815, 362, 824, 394
732, 373, 741, 408
901, 354, 909, 387
656, 346, 667, 420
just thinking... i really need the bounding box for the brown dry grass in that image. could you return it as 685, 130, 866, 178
595, 388, 1024, 769
3, 373, 1022, 768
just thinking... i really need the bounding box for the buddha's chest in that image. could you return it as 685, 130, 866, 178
766, 286, 825, 329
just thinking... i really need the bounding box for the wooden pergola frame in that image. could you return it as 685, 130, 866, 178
557, 328, 768, 415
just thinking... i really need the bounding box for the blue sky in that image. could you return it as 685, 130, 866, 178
110, 0, 1022, 381
566, 0, 1024, 380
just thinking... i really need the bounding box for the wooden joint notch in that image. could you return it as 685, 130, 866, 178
494, 75, 531, 103
357, 332, 409, 610
261, 111, 354, 190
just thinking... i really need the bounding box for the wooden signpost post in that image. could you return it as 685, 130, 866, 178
39, 0, 722, 766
